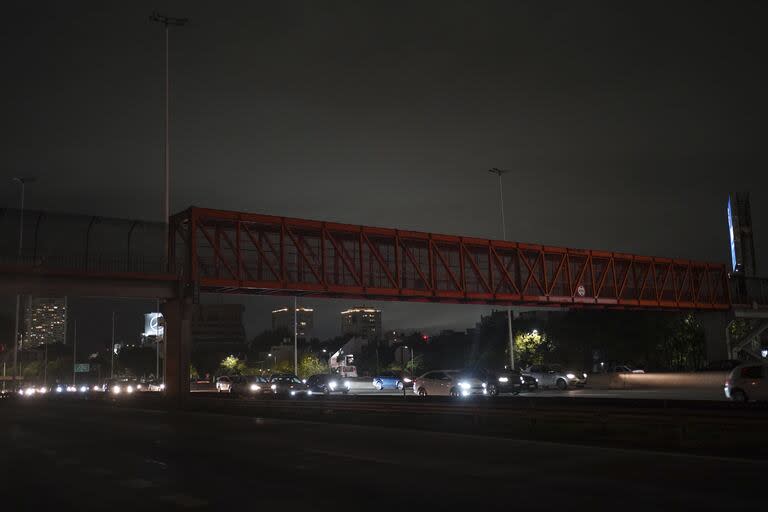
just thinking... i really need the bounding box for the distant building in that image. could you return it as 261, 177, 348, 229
341, 306, 382, 340
272, 306, 314, 338
191, 304, 246, 347
23, 297, 67, 349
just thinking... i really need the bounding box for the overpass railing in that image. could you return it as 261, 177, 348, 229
730, 276, 768, 307
0, 253, 178, 275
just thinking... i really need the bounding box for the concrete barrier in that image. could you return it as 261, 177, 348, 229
588, 372, 729, 390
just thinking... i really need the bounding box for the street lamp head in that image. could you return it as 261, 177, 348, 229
12, 177, 36, 185
150, 11, 189, 26
268, 353, 272, 357
488, 168, 508, 176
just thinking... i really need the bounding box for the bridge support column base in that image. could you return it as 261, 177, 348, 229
162, 296, 192, 407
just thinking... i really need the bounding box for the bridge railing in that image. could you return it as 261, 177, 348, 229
730, 276, 768, 307
0, 253, 178, 275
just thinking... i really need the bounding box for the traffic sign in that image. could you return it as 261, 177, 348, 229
74, 363, 90, 373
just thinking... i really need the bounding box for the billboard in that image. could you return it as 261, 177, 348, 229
144, 313, 164, 337
727, 193, 756, 276
727, 196, 738, 272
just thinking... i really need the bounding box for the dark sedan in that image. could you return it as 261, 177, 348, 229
482, 369, 538, 396
269, 374, 310, 398
306, 374, 351, 395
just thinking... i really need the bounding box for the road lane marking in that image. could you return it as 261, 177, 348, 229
159, 494, 208, 508
120, 478, 154, 489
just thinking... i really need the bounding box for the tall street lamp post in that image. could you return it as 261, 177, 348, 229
12, 177, 35, 389
488, 168, 515, 370
150, 11, 187, 269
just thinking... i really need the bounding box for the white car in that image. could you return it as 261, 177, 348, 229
524, 364, 587, 390
724, 363, 768, 402
412, 370, 486, 397
216, 376, 233, 393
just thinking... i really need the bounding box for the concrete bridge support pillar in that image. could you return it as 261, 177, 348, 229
162, 296, 192, 406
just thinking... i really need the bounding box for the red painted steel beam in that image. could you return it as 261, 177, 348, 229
172, 207, 732, 310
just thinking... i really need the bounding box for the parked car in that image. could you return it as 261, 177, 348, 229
371, 371, 411, 390
215, 376, 233, 393
269, 373, 310, 397
523, 364, 587, 390
480, 368, 538, 396
612, 365, 645, 374
230, 375, 270, 396
698, 360, 743, 372
413, 370, 486, 397
307, 374, 351, 395
191, 377, 214, 392
724, 363, 768, 402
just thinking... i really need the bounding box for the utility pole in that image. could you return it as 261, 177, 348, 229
488, 168, 515, 370
12, 177, 35, 390
156, 299, 160, 380
150, 11, 187, 270
293, 297, 298, 375
72, 320, 77, 387
111, 312, 116, 378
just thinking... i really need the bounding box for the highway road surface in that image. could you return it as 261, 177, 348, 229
1, 400, 764, 510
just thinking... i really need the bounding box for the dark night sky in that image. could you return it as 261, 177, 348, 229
2, 1, 767, 347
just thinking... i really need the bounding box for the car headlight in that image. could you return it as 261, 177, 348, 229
93, 385, 100, 391
79, 386, 88, 393
250, 384, 261, 391
458, 381, 471, 390
498, 377, 509, 383
583, 373, 587, 379
566, 373, 576, 379
55, 386, 63, 393
344, 380, 351, 388
137, 384, 143, 390
482, 383, 487, 388
290, 390, 296, 396
403, 377, 412, 383
270, 384, 277, 390
159, 383, 165, 390
38, 387, 47, 394
307, 390, 313, 396
329, 381, 337, 389
126, 386, 134, 393
25, 388, 35, 396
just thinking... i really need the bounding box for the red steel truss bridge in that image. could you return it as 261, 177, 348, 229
170, 207, 732, 310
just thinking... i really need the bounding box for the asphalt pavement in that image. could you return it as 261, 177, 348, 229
1, 400, 764, 510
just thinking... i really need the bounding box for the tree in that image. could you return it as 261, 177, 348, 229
220, 355, 246, 375
514, 329, 551, 367
117, 346, 155, 378
656, 313, 706, 371
297, 354, 328, 379
388, 354, 424, 375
